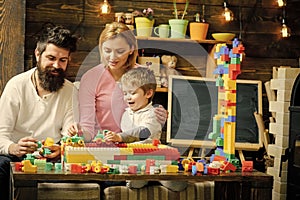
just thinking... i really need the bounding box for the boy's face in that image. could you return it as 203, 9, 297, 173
122, 84, 153, 112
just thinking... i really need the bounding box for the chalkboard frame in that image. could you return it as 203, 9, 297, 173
166, 75, 263, 151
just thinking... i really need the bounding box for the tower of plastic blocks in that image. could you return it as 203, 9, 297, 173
209, 38, 245, 163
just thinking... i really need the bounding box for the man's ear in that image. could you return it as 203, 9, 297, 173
35, 49, 40, 62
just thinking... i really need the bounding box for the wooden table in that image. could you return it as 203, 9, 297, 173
10, 162, 273, 200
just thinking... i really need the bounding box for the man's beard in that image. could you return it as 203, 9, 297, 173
37, 62, 66, 92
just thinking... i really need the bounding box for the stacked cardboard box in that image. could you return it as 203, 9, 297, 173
267, 67, 300, 200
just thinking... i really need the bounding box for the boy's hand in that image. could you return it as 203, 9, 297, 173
104, 131, 122, 142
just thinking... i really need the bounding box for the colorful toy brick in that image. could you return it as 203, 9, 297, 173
21, 160, 37, 173
209, 39, 245, 167
221, 161, 237, 172
242, 160, 253, 172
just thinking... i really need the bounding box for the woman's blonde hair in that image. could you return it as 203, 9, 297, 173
99, 22, 138, 69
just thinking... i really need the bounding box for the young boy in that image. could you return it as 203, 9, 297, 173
104, 67, 161, 143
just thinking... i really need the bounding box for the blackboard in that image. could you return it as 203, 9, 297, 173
166, 75, 263, 151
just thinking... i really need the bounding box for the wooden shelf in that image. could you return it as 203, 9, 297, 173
156, 87, 168, 92
136, 36, 232, 44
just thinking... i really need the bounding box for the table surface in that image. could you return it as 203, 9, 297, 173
11, 162, 273, 184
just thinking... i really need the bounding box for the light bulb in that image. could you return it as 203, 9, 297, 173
281, 24, 290, 38
278, 0, 285, 7
100, 0, 111, 14
223, 7, 234, 21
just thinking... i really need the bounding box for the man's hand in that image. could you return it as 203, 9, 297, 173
8, 137, 38, 157
43, 144, 61, 159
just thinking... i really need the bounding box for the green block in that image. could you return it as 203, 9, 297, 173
215, 149, 221, 156
54, 163, 62, 171
208, 132, 219, 140
228, 158, 240, 168
127, 155, 165, 160
230, 58, 240, 64
45, 162, 53, 171
215, 137, 224, 146
225, 153, 236, 160
107, 160, 120, 164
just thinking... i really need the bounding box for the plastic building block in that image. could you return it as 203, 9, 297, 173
44, 137, 55, 147
242, 160, 253, 172
128, 165, 138, 174
34, 159, 47, 170
160, 165, 178, 173
45, 162, 53, 171
146, 159, 155, 173
207, 166, 220, 175
55, 163, 62, 171
24, 154, 35, 164
15, 162, 23, 171
21, 160, 37, 173
221, 161, 237, 172
192, 164, 197, 175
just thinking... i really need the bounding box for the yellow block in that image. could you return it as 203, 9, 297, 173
44, 137, 55, 147
120, 148, 134, 155
223, 122, 236, 155
66, 154, 95, 163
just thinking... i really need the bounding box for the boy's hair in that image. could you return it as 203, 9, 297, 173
36, 26, 78, 55
121, 67, 157, 100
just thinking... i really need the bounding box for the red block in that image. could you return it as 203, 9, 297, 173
221, 161, 237, 172
207, 166, 220, 175
242, 161, 253, 172
15, 162, 23, 171
128, 165, 138, 174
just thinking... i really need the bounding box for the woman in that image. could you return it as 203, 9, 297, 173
69, 22, 167, 141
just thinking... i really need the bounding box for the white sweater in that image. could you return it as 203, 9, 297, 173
0, 68, 77, 154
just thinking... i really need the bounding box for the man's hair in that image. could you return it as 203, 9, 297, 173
121, 67, 157, 99
36, 26, 77, 54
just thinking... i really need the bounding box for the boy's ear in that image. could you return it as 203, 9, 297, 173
145, 89, 154, 99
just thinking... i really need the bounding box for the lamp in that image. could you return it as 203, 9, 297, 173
277, 0, 285, 7
99, 0, 111, 14
281, 19, 291, 38
223, 1, 234, 22
281, 5, 290, 38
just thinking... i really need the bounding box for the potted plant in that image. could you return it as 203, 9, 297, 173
169, 0, 189, 38
133, 8, 155, 37
190, 5, 209, 41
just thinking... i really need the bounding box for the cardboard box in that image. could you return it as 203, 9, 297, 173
138, 56, 160, 76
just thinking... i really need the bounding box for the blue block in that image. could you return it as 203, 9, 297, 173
232, 38, 239, 47
226, 116, 236, 122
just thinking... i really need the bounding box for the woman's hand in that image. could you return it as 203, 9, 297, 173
154, 105, 168, 126
8, 137, 38, 157
67, 123, 79, 136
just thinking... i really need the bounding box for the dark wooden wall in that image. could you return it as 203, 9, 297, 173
25, 0, 300, 78
22, 0, 300, 125
0, 0, 25, 95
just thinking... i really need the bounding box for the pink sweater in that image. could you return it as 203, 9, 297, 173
78, 64, 127, 139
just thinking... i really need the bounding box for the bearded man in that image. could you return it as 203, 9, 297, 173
0, 26, 78, 200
